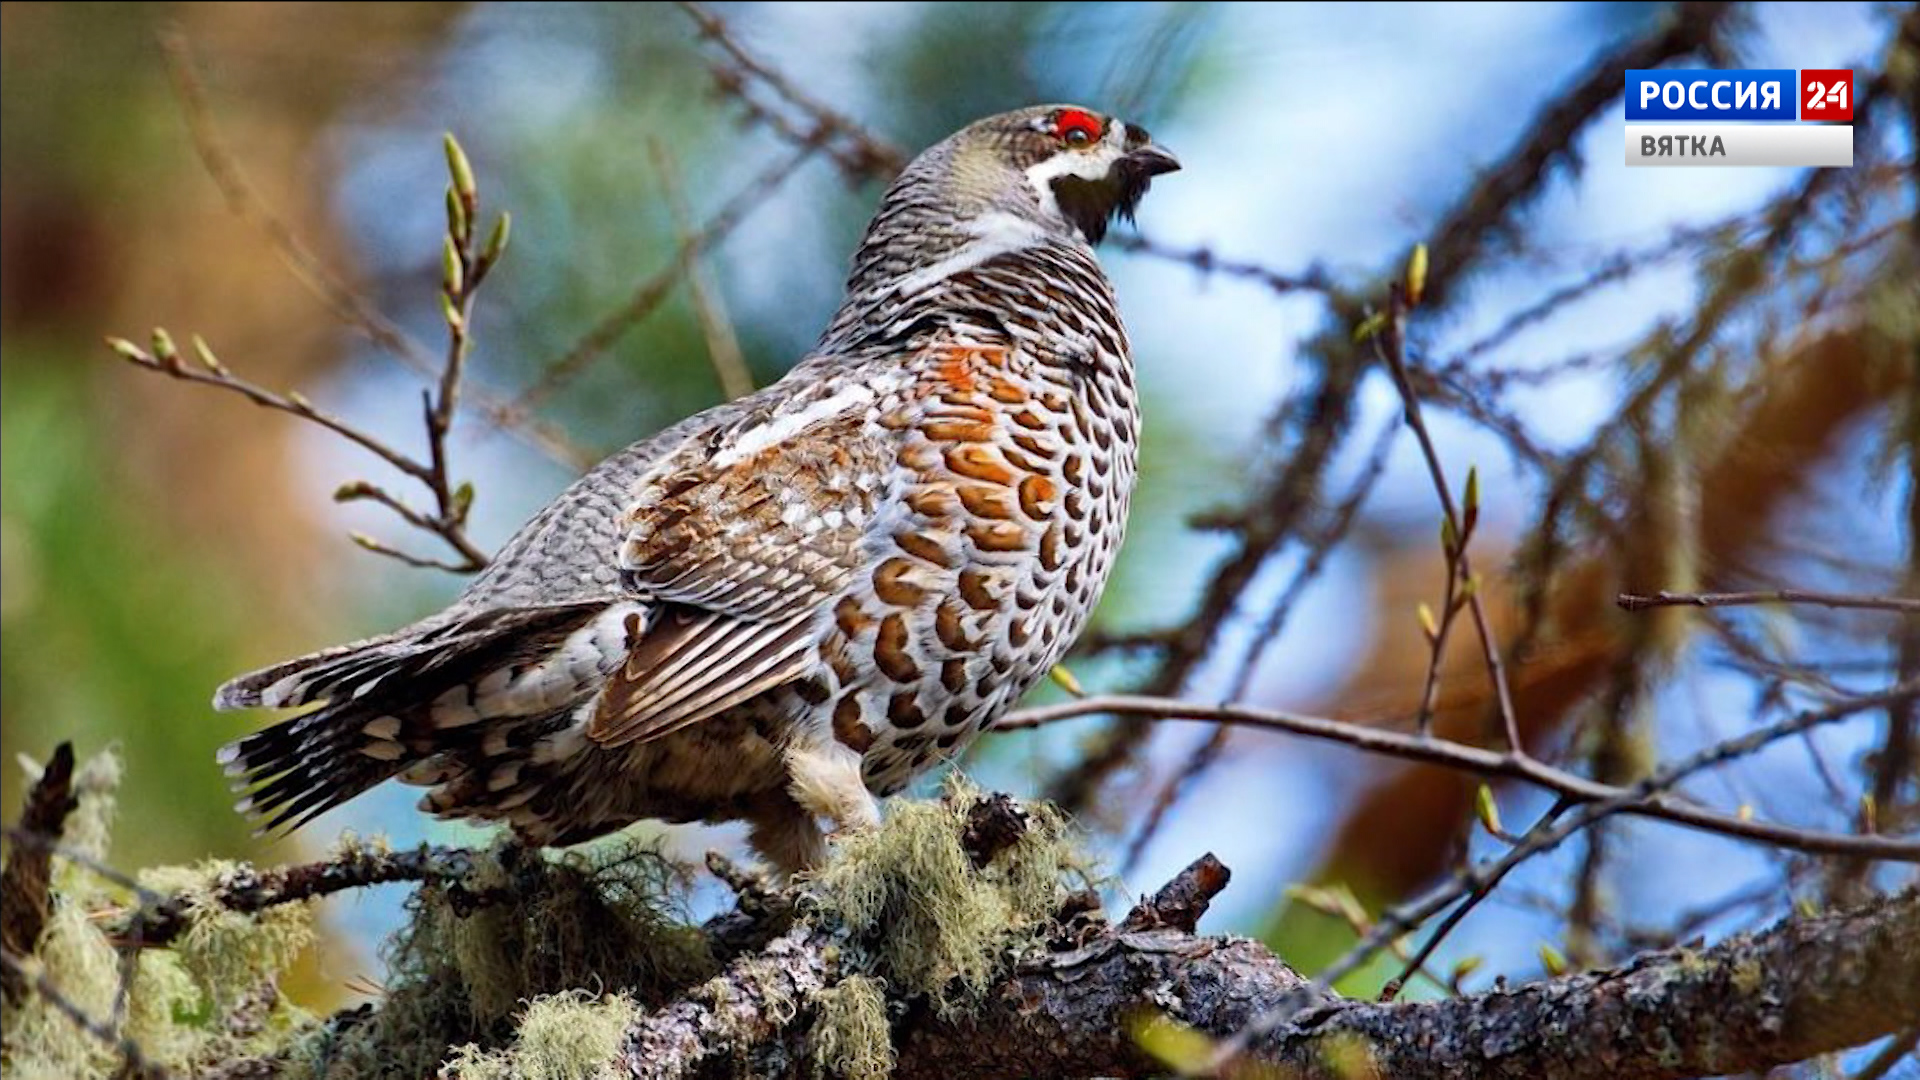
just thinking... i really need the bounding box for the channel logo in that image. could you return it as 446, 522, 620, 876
1624, 69, 1854, 168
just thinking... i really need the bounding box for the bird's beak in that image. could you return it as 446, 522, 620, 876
1119, 124, 1181, 177
1122, 143, 1181, 177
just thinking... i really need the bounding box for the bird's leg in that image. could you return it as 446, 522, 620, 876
784, 740, 882, 840
745, 794, 829, 878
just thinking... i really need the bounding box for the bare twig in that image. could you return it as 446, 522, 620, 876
675, 1, 906, 181
1619, 589, 1920, 614
1379, 798, 1574, 1002
0, 949, 170, 1079
1107, 234, 1336, 296
110, 134, 512, 574
156, 26, 583, 469
506, 143, 811, 417
1373, 269, 1523, 749
650, 139, 755, 402
1001, 684, 1920, 861
1119, 420, 1398, 874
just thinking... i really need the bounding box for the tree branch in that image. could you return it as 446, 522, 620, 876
1619, 588, 1920, 614
1001, 685, 1920, 861
621, 877, 1918, 1080
1, 742, 77, 1007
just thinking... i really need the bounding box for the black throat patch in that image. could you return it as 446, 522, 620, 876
1050, 162, 1156, 245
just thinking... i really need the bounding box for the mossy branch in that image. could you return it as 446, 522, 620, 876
108, 842, 482, 950
608, 854, 1920, 1080
1, 742, 77, 1007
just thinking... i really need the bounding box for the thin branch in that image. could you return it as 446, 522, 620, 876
1107, 234, 1336, 295
1619, 589, 1920, 614
107, 844, 481, 949
650, 139, 756, 402
1379, 798, 1575, 1002
110, 133, 513, 575
0, 949, 169, 1079
675, 0, 906, 181
156, 26, 584, 469
1001, 684, 1920, 861
505, 143, 812, 417
109, 334, 432, 484
1119, 420, 1397, 875
1374, 276, 1523, 749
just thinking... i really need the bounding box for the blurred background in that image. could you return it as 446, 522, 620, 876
3, 0, 1914, 1036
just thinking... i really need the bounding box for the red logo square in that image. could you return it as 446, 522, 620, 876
1801, 69, 1854, 121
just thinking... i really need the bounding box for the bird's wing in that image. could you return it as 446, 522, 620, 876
587, 367, 905, 747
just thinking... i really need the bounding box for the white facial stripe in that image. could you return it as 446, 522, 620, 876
709, 383, 877, 470
1023, 120, 1128, 221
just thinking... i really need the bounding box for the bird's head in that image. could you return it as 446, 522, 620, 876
887, 104, 1181, 246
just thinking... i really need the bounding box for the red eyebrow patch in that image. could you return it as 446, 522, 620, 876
1055, 109, 1104, 142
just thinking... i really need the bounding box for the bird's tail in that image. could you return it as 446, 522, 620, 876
213, 602, 616, 835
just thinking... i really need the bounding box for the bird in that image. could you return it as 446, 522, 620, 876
213, 105, 1179, 874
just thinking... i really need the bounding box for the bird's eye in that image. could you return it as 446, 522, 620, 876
1055, 109, 1103, 148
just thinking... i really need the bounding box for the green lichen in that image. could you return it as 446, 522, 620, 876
3, 748, 309, 1078
10, 749, 1091, 1079
138, 860, 316, 1011
806, 776, 1089, 1018
808, 975, 894, 1080
441, 990, 640, 1080
305, 837, 715, 1079
1313, 1029, 1383, 1079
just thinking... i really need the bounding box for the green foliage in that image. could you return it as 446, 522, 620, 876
0, 358, 261, 865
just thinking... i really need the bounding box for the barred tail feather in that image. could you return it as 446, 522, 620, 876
213, 626, 442, 711
214, 601, 619, 836
219, 701, 406, 835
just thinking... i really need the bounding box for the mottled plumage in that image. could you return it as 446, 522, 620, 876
215, 106, 1178, 872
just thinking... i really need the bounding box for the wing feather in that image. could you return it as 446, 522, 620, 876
583, 370, 901, 746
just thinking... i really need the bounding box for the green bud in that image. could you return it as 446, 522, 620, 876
1475, 784, 1504, 838
1406, 242, 1429, 306
442, 236, 464, 297
443, 133, 477, 203
1538, 942, 1567, 976
445, 184, 467, 240
106, 336, 147, 363
483, 212, 512, 266
191, 334, 228, 375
